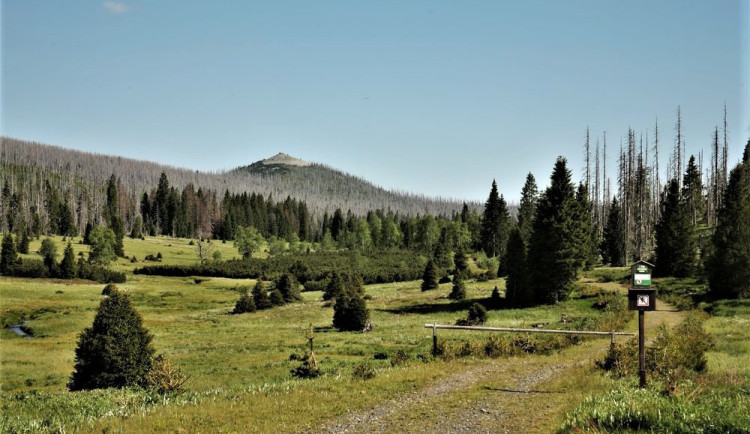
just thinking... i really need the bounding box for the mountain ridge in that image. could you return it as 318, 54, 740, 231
1, 137, 476, 219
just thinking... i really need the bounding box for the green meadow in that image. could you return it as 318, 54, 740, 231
1, 236, 747, 432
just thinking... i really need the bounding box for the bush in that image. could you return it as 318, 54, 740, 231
352, 361, 376, 380
390, 350, 410, 367
78, 263, 126, 283
69, 290, 155, 390
597, 313, 715, 392
147, 354, 188, 395
9, 259, 49, 278
290, 352, 319, 379
456, 302, 487, 326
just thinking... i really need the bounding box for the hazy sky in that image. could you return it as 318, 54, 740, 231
2, 1, 748, 203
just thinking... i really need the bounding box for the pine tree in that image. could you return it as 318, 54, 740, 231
654, 179, 696, 277
448, 272, 467, 301
1, 234, 17, 275
453, 247, 468, 278
600, 196, 625, 266
682, 155, 704, 227
233, 289, 257, 313
421, 259, 439, 291
504, 228, 531, 307
59, 241, 77, 279
276, 273, 301, 302
480, 180, 510, 259
18, 229, 30, 254
528, 157, 580, 304
270, 288, 285, 306
40, 237, 57, 274
517, 173, 539, 245
332, 291, 370, 332
69, 289, 155, 390
323, 271, 346, 301
252, 280, 272, 310
575, 183, 598, 269
707, 140, 750, 299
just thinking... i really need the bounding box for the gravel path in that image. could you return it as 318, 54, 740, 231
313, 299, 682, 433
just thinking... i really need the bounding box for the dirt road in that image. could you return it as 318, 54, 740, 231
314, 301, 682, 433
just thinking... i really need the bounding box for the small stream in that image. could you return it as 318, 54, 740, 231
5, 322, 31, 338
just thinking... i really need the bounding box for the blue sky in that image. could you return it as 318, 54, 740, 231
2, 1, 748, 203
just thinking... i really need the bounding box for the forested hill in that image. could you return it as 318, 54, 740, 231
0, 138, 471, 218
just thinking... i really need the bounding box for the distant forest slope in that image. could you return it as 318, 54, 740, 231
0, 138, 472, 218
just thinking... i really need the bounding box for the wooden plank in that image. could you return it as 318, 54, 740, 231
424, 324, 635, 337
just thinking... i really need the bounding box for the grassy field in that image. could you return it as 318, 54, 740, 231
1, 236, 748, 432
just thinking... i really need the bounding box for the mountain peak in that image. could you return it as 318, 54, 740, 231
261, 153, 311, 167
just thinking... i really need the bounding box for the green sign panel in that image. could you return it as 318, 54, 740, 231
636, 264, 649, 273
633, 273, 651, 286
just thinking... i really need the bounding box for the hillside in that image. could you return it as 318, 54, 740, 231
0, 138, 473, 218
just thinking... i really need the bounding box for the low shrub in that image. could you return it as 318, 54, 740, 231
597, 313, 715, 393
390, 350, 410, 367
147, 355, 189, 395
352, 361, 376, 380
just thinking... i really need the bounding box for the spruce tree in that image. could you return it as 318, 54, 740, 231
600, 196, 625, 266
575, 183, 598, 269
517, 173, 539, 245
252, 280, 272, 310
59, 241, 77, 279
654, 179, 696, 277
269, 288, 285, 306
504, 228, 531, 307
69, 289, 154, 390
448, 272, 467, 301
276, 273, 301, 302
332, 291, 370, 332
18, 229, 30, 254
233, 289, 256, 314
40, 238, 58, 274
323, 271, 346, 301
453, 247, 468, 278
421, 259, 439, 291
1, 234, 17, 275
480, 180, 510, 259
682, 155, 704, 226
707, 141, 750, 299
528, 157, 580, 304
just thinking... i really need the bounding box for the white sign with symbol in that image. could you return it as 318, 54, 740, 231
637, 294, 650, 307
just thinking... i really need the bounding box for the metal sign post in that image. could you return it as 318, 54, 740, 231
628, 260, 655, 389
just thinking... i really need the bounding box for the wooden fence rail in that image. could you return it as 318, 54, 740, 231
425, 324, 635, 356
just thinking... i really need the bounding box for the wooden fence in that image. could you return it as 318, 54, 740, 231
425, 324, 635, 356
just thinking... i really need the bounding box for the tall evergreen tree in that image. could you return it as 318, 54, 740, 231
600, 196, 625, 266
0, 234, 17, 275
18, 228, 30, 254
707, 140, 750, 299
504, 228, 531, 307
421, 259, 439, 291
276, 273, 301, 303
252, 280, 272, 310
528, 157, 580, 304
69, 289, 155, 390
448, 272, 467, 301
682, 155, 704, 227
654, 179, 696, 277
59, 241, 77, 279
480, 180, 510, 259
517, 173, 539, 245
575, 183, 598, 269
